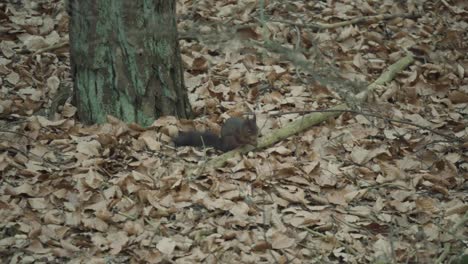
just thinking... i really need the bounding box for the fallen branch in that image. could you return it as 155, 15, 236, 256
356, 55, 414, 101
271, 108, 461, 142
270, 13, 421, 30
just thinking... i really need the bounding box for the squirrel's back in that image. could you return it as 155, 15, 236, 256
173, 115, 258, 152
173, 130, 221, 149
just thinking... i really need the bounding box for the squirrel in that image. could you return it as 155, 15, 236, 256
173, 115, 258, 152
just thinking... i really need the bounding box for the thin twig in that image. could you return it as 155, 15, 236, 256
33, 41, 69, 55
0, 129, 34, 142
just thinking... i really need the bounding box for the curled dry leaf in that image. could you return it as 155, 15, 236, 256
156, 237, 176, 255
270, 231, 295, 250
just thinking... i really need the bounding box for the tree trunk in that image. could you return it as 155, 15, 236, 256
68, 0, 191, 126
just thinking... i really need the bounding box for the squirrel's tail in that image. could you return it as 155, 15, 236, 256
173, 131, 222, 150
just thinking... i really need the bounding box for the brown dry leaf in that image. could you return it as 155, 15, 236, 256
275, 186, 307, 204
60, 239, 80, 252
423, 223, 440, 241
83, 217, 108, 232
245, 72, 259, 85
389, 200, 415, 213
377, 161, 407, 182
268, 145, 293, 155
446, 203, 468, 216
11, 183, 35, 195
270, 231, 295, 249
27, 239, 51, 254
251, 240, 271, 252
28, 198, 47, 210
405, 113, 432, 127
415, 197, 439, 214
139, 131, 161, 151
448, 90, 468, 104
6, 71, 20, 85
156, 237, 176, 255
284, 208, 323, 227
75, 139, 101, 157
325, 186, 355, 206
344, 189, 368, 203
350, 145, 389, 164
315, 170, 337, 187
229, 201, 249, 219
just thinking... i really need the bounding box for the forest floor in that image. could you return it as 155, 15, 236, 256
0, 0, 467, 263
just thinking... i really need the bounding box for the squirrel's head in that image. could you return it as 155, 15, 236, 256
243, 115, 258, 144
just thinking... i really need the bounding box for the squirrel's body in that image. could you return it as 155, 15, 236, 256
173, 116, 258, 152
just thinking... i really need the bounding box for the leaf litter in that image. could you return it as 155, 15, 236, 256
0, 0, 467, 263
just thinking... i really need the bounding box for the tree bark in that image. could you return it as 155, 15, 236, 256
68, 0, 191, 126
